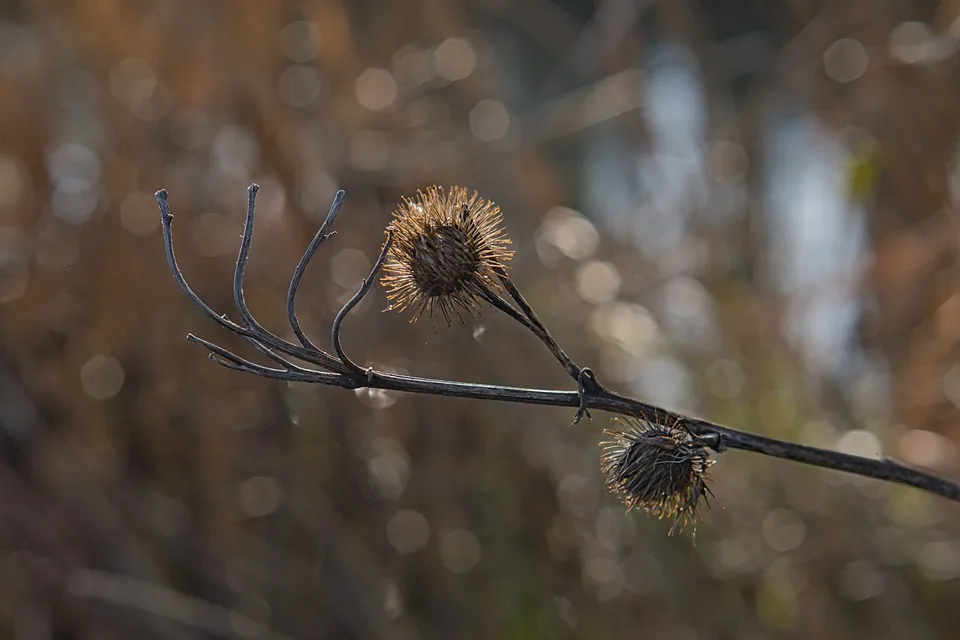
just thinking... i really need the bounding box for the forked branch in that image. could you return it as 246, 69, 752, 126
156, 185, 960, 516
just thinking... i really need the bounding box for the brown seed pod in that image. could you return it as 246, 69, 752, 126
380, 186, 513, 324
600, 416, 715, 536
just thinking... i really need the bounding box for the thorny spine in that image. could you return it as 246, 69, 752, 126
380, 186, 514, 325
156, 184, 960, 524
601, 417, 716, 536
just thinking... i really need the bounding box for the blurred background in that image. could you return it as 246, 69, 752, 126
1, 0, 960, 638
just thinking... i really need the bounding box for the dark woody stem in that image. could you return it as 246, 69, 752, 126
331, 230, 394, 379
477, 287, 541, 335
157, 183, 960, 505
478, 282, 596, 422
489, 269, 584, 382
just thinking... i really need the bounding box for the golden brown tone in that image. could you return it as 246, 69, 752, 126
380, 186, 513, 324
3, 1, 960, 638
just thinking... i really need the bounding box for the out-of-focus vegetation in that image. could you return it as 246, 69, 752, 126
1, 1, 960, 638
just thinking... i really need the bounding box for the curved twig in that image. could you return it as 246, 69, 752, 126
157, 189, 301, 370
331, 230, 394, 379
287, 190, 345, 352
157, 188, 349, 375
232, 185, 350, 375
497, 271, 583, 381
186, 334, 343, 384
478, 287, 541, 334
157, 189, 247, 335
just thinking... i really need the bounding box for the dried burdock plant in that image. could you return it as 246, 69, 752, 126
156, 183, 960, 539
381, 186, 513, 324
601, 418, 715, 536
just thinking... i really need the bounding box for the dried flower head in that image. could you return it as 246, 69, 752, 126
380, 186, 513, 324
600, 417, 715, 536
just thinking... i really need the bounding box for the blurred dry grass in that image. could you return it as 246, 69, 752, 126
1, 0, 960, 638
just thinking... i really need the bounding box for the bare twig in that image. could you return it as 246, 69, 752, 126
157, 189, 350, 376
156, 185, 960, 504
287, 189, 344, 353
331, 229, 394, 379
497, 270, 583, 381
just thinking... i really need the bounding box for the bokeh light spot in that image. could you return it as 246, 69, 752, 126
888, 21, 935, 64
589, 302, 659, 355
280, 21, 318, 63
80, 355, 125, 400
836, 429, 882, 459
838, 559, 882, 601
917, 541, 960, 581
386, 510, 430, 554
469, 100, 510, 142
762, 508, 806, 552
434, 37, 477, 82
439, 529, 482, 573
536, 207, 599, 263
575, 260, 621, 305
366, 438, 410, 501
823, 39, 868, 83
393, 45, 434, 87
279, 64, 323, 108
238, 476, 284, 518
897, 429, 956, 469
355, 68, 398, 112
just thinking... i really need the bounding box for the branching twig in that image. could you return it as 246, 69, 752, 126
287, 189, 344, 353
331, 229, 394, 379
496, 269, 583, 382
156, 185, 960, 505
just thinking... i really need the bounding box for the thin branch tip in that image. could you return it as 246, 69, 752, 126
331, 228, 394, 378
155, 189, 172, 222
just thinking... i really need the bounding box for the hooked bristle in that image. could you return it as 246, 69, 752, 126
380, 186, 513, 325
600, 416, 715, 537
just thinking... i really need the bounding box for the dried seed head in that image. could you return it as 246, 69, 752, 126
600, 417, 715, 537
380, 186, 513, 324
